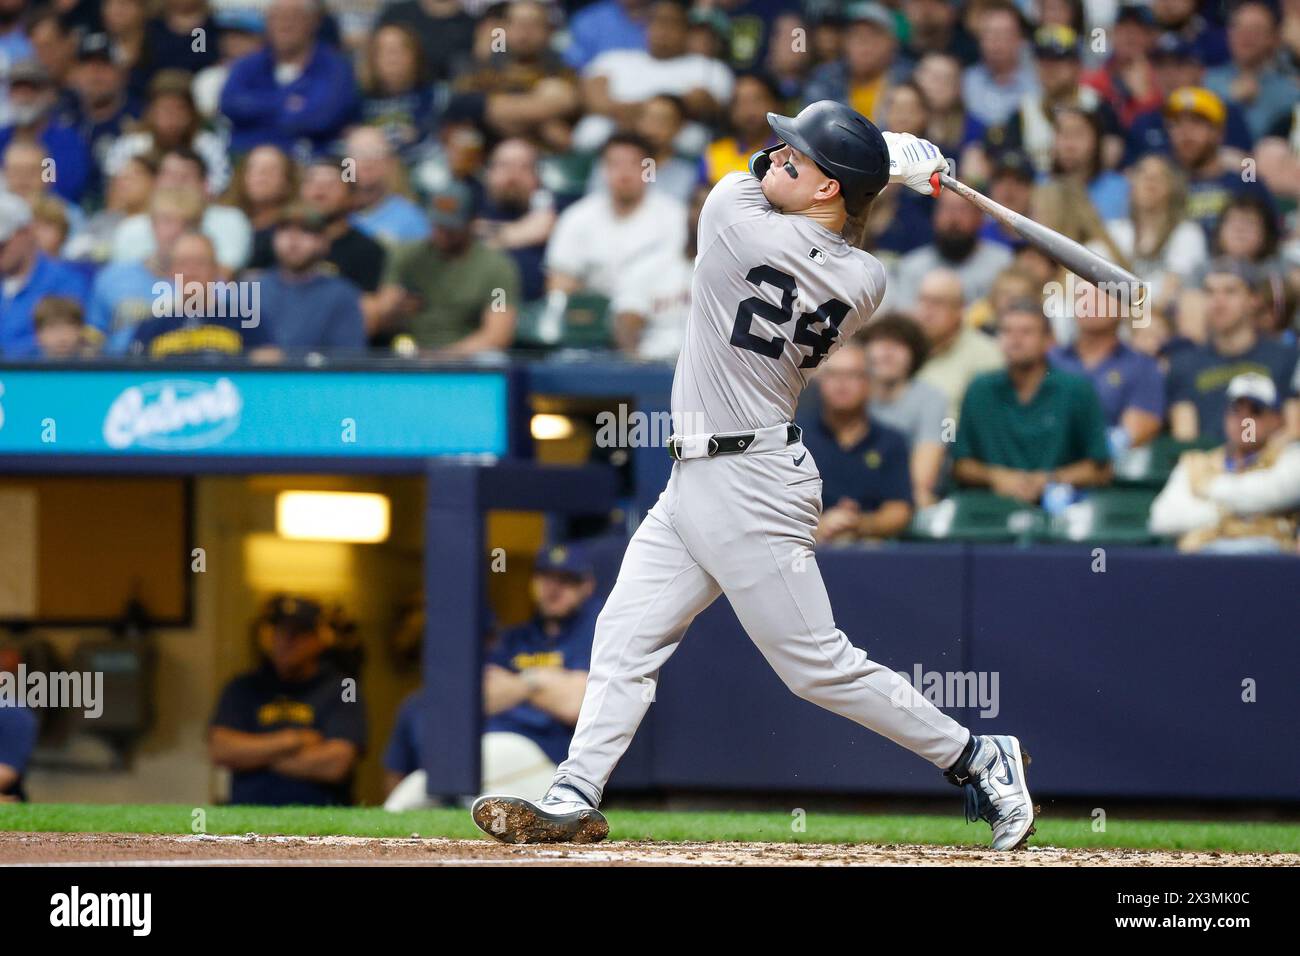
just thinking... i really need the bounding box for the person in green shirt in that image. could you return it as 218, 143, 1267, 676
372, 180, 521, 354
952, 301, 1112, 503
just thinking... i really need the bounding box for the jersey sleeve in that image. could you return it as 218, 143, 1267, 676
695, 171, 772, 257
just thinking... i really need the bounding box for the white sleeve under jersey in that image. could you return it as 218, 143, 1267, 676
671, 171, 888, 435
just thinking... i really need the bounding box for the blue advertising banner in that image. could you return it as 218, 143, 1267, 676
0, 369, 509, 458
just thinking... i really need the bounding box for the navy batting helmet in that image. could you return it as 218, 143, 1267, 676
766, 101, 889, 214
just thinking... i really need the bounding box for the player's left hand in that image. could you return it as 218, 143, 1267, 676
882, 131, 949, 196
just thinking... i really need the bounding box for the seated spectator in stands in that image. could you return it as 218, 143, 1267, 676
1203, 2, 1295, 142
252, 203, 365, 353
129, 232, 281, 360
545, 132, 687, 301
1167, 259, 1299, 443
101, 0, 151, 102
574, 0, 733, 153
973, 151, 1034, 251
961, 1, 1039, 128
902, 0, 978, 65
612, 93, 698, 203
145, 0, 220, 75
1150, 372, 1300, 552
91, 188, 202, 353
611, 183, 705, 362
0, 655, 37, 802
914, 51, 985, 160
1077, 6, 1162, 133
373, 180, 519, 353
209, 596, 366, 807
344, 126, 429, 246
964, 263, 1040, 332
953, 301, 1112, 503
1164, 86, 1274, 238
868, 82, 938, 256
67, 32, 143, 204
798, 339, 913, 543
0, 59, 91, 203
803, 2, 903, 128
884, 187, 1013, 315
861, 316, 949, 508
3, 139, 84, 240
0, 194, 89, 358
33, 295, 92, 358
563, 0, 650, 71
219, 0, 359, 156
26, 6, 79, 118
475, 137, 554, 304
1104, 152, 1207, 313
1125, 32, 1254, 166
193, 11, 265, 120
111, 146, 252, 270
66, 155, 155, 264
1047, 105, 1129, 222
103, 69, 230, 196
357, 24, 438, 159
1050, 282, 1165, 456
1152, 0, 1230, 68
377, 0, 477, 81
701, 71, 780, 185
913, 269, 1005, 421
225, 145, 299, 261
28, 194, 70, 257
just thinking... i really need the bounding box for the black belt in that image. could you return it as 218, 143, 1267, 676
668, 423, 801, 461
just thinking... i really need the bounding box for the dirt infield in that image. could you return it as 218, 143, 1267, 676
1, 832, 1296, 866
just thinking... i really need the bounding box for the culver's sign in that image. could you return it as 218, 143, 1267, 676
102, 378, 243, 450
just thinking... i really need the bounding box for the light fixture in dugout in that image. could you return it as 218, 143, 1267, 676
276, 491, 391, 543
530, 413, 575, 441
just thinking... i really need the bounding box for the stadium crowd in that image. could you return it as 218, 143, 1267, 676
0, 0, 1297, 548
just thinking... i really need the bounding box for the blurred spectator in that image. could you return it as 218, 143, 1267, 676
913, 269, 1005, 421
964, 262, 1040, 331
886, 187, 1013, 314
861, 315, 948, 507
129, 231, 281, 360
0, 59, 91, 204
902, 0, 978, 65
373, 179, 519, 353
111, 146, 252, 269
1164, 86, 1274, 238
90, 187, 203, 352
101, 0, 152, 102
377, 0, 477, 81
1103, 152, 1208, 312
0, 655, 36, 801
1203, 2, 1295, 141
1125, 31, 1255, 165
564, 0, 650, 71
0, 1, 35, 114
68, 31, 142, 201
611, 93, 698, 202
764, 11, 813, 100
29, 193, 70, 256
1167, 259, 1299, 443
914, 51, 985, 159
145, 0, 220, 75
344, 126, 429, 246
1151, 0, 1230, 67
799, 338, 913, 543
1050, 281, 1165, 454
962, 1, 1038, 128
475, 137, 554, 304
210, 596, 366, 806
545, 132, 687, 300
575, 0, 733, 153
701, 70, 779, 184
26, 6, 79, 118
953, 301, 1112, 502
0, 193, 89, 358
219, 0, 359, 156
357, 23, 437, 158
3, 139, 84, 241
1047, 105, 1129, 221
103, 69, 230, 196
611, 183, 705, 361
252, 203, 366, 353
225, 145, 299, 257
867, 82, 937, 255
803, 2, 901, 127
1151, 372, 1300, 552
33, 294, 92, 358
193, 11, 266, 119
976, 149, 1034, 250
1079, 4, 1162, 131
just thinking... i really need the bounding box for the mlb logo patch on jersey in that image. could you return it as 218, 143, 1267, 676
808, 247, 826, 265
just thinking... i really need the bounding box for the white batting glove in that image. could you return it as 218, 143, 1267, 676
882, 131, 950, 196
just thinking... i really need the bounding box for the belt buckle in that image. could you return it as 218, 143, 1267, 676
707, 437, 720, 457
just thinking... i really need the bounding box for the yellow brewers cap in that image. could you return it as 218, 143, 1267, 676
1163, 87, 1226, 126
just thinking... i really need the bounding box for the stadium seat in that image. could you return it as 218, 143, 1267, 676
909, 491, 1046, 544
1044, 487, 1161, 545
539, 152, 597, 201
515, 293, 613, 350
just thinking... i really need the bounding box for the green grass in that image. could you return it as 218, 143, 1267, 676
2, 804, 1298, 854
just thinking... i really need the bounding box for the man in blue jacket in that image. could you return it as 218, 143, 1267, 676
219, 0, 358, 156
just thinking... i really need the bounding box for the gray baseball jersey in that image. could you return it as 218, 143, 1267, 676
671, 172, 888, 435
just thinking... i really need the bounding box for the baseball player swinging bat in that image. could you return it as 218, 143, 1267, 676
473, 101, 1036, 851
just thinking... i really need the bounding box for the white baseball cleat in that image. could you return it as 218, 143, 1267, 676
944, 734, 1036, 851
471, 785, 609, 844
